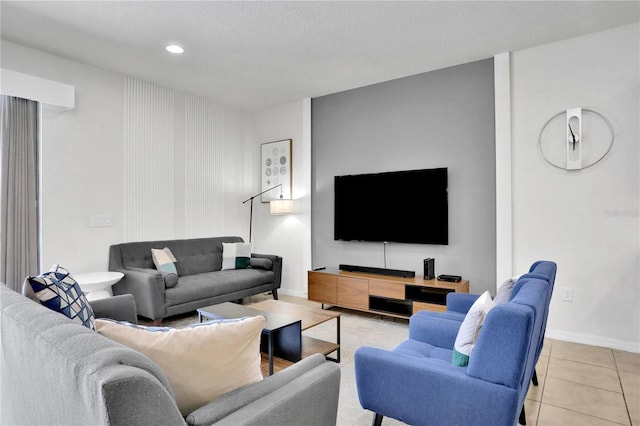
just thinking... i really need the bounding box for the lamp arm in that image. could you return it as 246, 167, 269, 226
242, 184, 282, 204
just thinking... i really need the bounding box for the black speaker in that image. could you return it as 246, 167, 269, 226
423, 258, 435, 280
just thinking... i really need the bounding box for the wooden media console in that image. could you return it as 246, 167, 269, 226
308, 268, 469, 318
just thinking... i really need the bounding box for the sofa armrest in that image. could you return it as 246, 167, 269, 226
409, 311, 462, 349
468, 303, 534, 389
185, 354, 340, 426
110, 267, 166, 321
251, 253, 282, 288
90, 294, 138, 324
446, 293, 479, 314
355, 347, 519, 426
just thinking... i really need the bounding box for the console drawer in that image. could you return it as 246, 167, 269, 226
369, 279, 404, 299
337, 277, 368, 310
308, 272, 337, 304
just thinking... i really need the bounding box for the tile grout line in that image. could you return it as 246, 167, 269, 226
613, 351, 634, 426
539, 402, 631, 426
534, 340, 553, 425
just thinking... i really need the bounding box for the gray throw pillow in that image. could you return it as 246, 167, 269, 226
250, 258, 273, 270
493, 277, 517, 304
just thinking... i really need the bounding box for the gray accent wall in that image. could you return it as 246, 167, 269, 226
311, 58, 496, 294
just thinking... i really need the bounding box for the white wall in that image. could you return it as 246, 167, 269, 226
250, 100, 311, 297
1, 40, 250, 274
1, 40, 126, 274
510, 23, 639, 352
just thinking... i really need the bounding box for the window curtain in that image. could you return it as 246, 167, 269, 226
0, 95, 39, 291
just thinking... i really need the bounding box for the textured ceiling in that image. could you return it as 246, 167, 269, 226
1, 1, 638, 111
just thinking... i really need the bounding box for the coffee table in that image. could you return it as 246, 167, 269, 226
249, 300, 341, 363
197, 302, 301, 375
197, 300, 340, 375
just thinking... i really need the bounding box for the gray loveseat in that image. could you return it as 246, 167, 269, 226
109, 236, 282, 322
0, 284, 341, 426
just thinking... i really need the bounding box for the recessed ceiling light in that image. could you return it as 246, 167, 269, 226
165, 44, 184, 54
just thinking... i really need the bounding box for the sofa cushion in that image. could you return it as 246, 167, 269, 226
394, 339, 454, 363
222, 242, 251, 270
96, 315, 266, 416
151, 247, 179, 288
165, 269, 275, 307
22, 265, 96, 330
452, 291, 494, 366
117, 237, 245, 275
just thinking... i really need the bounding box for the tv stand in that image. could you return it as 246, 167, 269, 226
308, 268, 469, 318
339, 264, 415, 278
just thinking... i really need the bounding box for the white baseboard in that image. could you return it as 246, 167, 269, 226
546, 328, 640, 354
278, 287, 308, 299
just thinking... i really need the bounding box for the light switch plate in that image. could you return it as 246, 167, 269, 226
561, 287, 574, 302
90, 214, 112, 227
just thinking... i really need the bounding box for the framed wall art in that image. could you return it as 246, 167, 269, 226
260, 139, 292, 202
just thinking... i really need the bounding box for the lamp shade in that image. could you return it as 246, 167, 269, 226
270, 199, 293, 215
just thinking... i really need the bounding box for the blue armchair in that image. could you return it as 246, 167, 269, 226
355, 275, 552, 426
418, 260, 557, 392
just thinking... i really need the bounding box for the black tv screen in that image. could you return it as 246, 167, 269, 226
334, 168, 448, 245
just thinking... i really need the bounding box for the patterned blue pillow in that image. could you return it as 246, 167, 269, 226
22, 265, 96, 331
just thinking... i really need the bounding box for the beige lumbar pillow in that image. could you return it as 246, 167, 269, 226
96, 315, 266, 415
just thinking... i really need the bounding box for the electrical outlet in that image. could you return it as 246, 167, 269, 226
561, 287, 574, 302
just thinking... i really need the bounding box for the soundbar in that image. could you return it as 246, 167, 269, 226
339, 264, 415, 278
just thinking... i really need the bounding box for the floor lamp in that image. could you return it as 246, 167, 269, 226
242, 184, 283, 243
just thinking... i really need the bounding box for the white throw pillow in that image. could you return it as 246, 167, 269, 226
151, 247, 180, 288
221, 242, 252, 270
452, 291, 494, 366
96, 315, 266, 415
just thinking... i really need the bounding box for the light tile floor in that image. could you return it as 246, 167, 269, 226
525, 338, 640, 425
525, 339, 640, 426
194, 294, 640, 425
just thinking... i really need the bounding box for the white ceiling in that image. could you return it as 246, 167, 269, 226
1, 1, 638, 111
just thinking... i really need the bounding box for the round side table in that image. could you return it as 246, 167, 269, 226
74, 271, 124, 301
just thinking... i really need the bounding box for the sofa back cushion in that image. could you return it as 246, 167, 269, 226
116, 236, 245, 276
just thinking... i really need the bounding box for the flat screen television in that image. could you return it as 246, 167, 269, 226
334, 167, 448, 245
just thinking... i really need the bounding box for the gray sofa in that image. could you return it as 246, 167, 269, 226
109, 236, 282, 322
0, 284, 341, 426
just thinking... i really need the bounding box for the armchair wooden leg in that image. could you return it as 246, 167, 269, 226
519, 405, 526, 425
272, 289, 279, 300
151, 319, 163, 326
532, 369, 539, 386
372, 413, 383, 426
